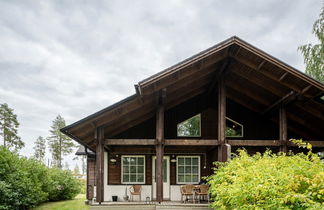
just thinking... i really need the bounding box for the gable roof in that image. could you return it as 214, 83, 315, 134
61, 36, 324, 151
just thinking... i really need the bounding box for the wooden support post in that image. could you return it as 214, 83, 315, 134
218, 76, 228, 162
279, 107, 288, 153
95, 127, 105, 204
156, 90, 165, 203
221, 144, 231, 161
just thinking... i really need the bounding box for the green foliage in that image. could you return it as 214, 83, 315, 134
177, 114, 201, 137
0, 103, 24, 152
208, 143, 324, 209
0, 146, 81, 209
47, 168, 81, 201
298, 7, 324, 83
78, 179, 87, 194
33, 136, 46, 163
47, 115, 75, 168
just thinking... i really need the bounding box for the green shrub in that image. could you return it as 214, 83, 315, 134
0, 146, 81, 209
78, 178, 87, 194
47, 168, 81, 201
0, 146, 50, 209
208, 143, 324, 209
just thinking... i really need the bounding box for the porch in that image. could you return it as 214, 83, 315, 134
90, 201, 211, 210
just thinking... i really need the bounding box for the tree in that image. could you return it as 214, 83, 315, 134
33, 136, 46, 163
298, 7, 324, 83
0, 103, 24, 151
47, 115, 75, 169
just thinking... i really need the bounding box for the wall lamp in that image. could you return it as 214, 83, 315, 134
110, 154, 119, 164
170, 155, 177, 163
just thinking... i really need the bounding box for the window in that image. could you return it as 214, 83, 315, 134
121, 156, 145, 184
226, 117, 243, 137
177, 156, 200, 184
177, 114, 201, 137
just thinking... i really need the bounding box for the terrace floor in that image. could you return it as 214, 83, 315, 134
90, 201, 211, 210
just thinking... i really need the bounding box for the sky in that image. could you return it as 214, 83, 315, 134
0, 0, 322, 170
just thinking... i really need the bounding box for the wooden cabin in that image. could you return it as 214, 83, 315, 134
61, 36, 324, 204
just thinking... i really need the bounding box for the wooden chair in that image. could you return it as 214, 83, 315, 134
129, 185, 141, 201
195, 184, 209, 203
180, 184, 195, 203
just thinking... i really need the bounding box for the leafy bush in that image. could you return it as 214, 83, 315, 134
78, 178, 87, 194
0, 146, 81, 209
47, 168, 81, 201
208, 141, 324, 209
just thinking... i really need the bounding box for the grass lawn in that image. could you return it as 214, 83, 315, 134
33, 194, 89, 210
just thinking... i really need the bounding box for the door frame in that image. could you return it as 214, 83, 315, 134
152, 156, 170, 200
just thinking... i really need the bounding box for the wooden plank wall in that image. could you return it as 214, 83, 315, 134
87, 158, 96, 200
107, 148, 216, 185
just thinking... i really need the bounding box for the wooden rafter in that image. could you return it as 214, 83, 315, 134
207, 58, 232, 95
262, 91, 296, 115
232, 55, 304, 93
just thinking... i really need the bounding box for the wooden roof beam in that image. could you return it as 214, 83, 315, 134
105, 139, 155, 146
207, 58, 232, 95
228, 140, 280, 146
139, 53, 227, 95
105, 139, 218, 146
262, 91, 296, 115
279, 72, 289, 81
232, 55, 303, 93
257, 60, 266, 70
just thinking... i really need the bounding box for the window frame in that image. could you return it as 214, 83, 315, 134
176, 156, 200, 184
121, 155, 146, 184
226, 117, 244, 138
176, 114, 201, 137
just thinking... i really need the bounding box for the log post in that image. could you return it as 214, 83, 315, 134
279, 107, 288, 153
218, 75, 230, 162
95, 126, 105, 204
156, 90, 165, 203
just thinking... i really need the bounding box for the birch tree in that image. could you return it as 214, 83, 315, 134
299, 7, 324, 83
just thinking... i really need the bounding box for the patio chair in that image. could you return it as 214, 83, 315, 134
195, 184, 209, 203
129, 185, 141, 201
180, 184, 195, 203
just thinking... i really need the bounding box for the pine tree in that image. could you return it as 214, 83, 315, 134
47, 115, 75, 168
33, 136, 46, 163
0, 103, 24, 151
298, 7, 324, 83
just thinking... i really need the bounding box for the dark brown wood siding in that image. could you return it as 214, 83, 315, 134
107, 146, 217, 185
87, 158, 96, 200
107, 153, 153, 185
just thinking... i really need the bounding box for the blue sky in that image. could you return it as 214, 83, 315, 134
0, 0, 322, 169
